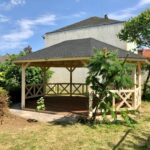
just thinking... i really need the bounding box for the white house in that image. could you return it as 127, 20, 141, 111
43, 16, 137, 83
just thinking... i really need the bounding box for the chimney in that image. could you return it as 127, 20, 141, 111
104, 14, 108, 20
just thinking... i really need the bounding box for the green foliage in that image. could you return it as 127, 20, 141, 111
0, 46, 53, 102
0, 87, 9, 124
86, 49, 134, 124
118, 9, 150, 99
118, 9, 150, 48
0, 72, 5, 85
36, 97, 45, 111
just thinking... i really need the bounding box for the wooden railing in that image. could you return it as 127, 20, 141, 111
26, 83, 141, 111
25, 83, 88, 99
45, 83, 88, 96
89, 87, 141, 112
25, 84, 44, 99
110, 88, 140, 111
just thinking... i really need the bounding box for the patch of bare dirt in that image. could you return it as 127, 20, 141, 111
0, 114, 39, 132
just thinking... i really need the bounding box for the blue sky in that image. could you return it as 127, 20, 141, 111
0, 0, 149, 55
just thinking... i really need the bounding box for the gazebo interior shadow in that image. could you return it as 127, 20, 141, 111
25, 96, 89, 116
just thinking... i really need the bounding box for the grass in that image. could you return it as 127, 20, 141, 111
0, 102, 150, 150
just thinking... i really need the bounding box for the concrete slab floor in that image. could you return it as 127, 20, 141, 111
9, 108, 79, 123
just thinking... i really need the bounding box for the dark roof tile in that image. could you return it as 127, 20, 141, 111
46, 16, 124, 34
16, 38, 144, 62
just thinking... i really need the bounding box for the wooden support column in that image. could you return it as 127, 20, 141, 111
66, 67, 75, 96
137, 62, 142, 106
88, 85, 93, 117
134, 66, 137, 89
21, 63, 29, 109
42, 67, 49, 96
133, 66, 137, 108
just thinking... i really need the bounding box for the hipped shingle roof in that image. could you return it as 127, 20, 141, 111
15, 38, 144, 63
46, 16, 124, 34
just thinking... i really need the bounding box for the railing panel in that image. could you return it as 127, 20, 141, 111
45, 83, 88, 96
110, 89, 139, 111
90, 88, 140, 111
25, 84, 44, 99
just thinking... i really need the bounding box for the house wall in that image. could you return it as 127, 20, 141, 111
45, 23, 137, 84
49, 67, 88, 83
44, 23, 131, 50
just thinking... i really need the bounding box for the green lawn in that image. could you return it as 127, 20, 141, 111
0, 102, 150, 150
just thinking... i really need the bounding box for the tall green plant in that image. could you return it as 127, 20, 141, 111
86, 49, 134, 122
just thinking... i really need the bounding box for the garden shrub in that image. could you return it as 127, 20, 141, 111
0, 87, 9, 124
36, 97, 45, 111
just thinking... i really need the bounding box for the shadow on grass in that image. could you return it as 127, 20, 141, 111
108, 130, 150, 150
50, 114, 138, 128
49, 114, 80, 127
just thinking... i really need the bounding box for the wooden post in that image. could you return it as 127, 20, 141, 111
88, 85, 93, 117
70, 67, 73, 96
137, 62, 142, 107
133, 66, 137, 108
21, 63, 29, 109
66, 67, 75, 96
42, 67, 48, 96
134, 66, 137, 89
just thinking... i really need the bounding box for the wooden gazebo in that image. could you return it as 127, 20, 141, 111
14, 38, 146, 116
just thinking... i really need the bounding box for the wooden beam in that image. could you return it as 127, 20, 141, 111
29, 60, 88, 68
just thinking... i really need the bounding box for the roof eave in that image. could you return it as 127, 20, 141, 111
14, 57, 146, 65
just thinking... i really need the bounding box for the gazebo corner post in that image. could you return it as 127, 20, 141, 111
42, 67, 48, 97
88, 85, 93, 118
70, 67, 73, 97
133, 66, 137, 109
21, 63, 29, 109
137, 62, 142, 110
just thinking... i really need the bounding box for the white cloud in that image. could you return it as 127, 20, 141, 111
0, 14, 9, 22
0, 14, 56, 51
0, 41, 27, 53
109, 0, 150, 20
10, 0, 26, 5
138, 0, 150, 6
109, 13, 135, 20
73, 11, 87, 17
0, 0, 26, 10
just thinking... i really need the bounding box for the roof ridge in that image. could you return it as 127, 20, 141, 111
45, 16, 124, 35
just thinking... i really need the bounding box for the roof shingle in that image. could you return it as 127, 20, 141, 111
16, 38, 144, 62
46, 16, 124, 34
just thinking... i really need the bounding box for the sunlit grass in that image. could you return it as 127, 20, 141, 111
0, 101, 149, 150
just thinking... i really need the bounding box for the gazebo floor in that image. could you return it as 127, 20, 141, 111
25, 96, 89, 116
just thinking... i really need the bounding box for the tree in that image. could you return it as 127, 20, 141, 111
118, 9, 150, 100
118, 9, 150, 48
86, 49, 134, 123
0, 46, 53, 102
